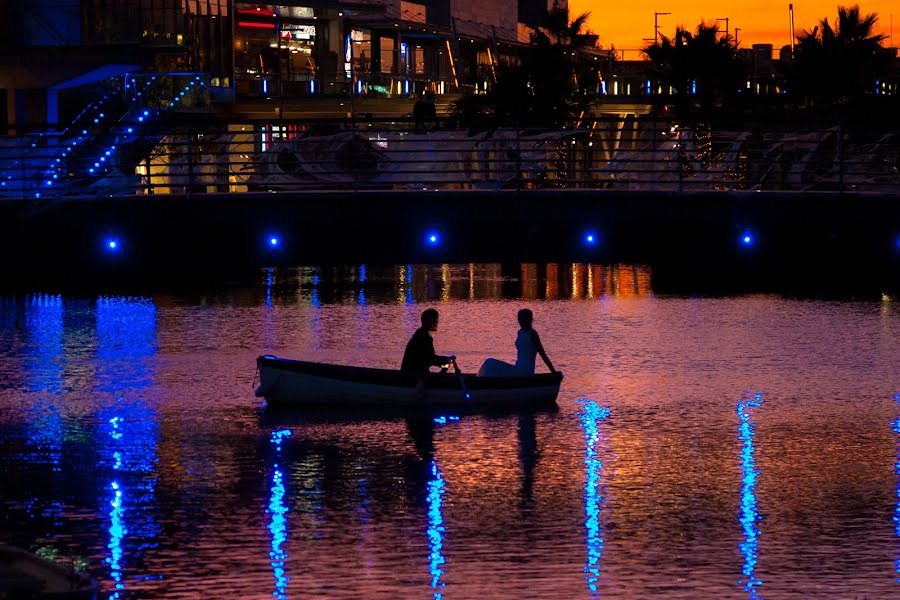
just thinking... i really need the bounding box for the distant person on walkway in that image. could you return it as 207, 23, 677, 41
401, 308, 454, 375
478, 309, 556, 377
413, 91, 437, 131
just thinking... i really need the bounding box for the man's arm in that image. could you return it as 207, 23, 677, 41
426, 335, 452, 367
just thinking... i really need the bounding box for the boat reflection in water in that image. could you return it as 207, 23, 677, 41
737, 393, 764, 599
579, 398, 610, 595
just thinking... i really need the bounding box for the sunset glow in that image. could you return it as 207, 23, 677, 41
571, 0, 898, 59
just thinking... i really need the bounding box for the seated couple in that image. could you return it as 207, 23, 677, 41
400, 308, 556, 376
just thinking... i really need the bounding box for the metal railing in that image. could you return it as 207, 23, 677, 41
2, 117, 900, 198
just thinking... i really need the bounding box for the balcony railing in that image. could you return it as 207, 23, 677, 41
2, 117, 899, 198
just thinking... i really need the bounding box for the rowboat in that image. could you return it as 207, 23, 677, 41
0, 545, 98, 600
255, 355, 563, 408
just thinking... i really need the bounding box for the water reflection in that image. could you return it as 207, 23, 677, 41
579, 399, 611, 595
427, 460, 446, 598
95, 296, 160, 599
261, 264, 652, 307
892, 392, 900, 583
268, 429, 292, 599
737, 393, 764, 598
24, 294, 64, 394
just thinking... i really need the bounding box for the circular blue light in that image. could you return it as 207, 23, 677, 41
107, 239, 118, 250
426, 232, 440, 246
741, 232, 755, 246
269, 237, 279, 247
584, 232, 598, 245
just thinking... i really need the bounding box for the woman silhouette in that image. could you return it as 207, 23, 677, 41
478, 309, 556, 377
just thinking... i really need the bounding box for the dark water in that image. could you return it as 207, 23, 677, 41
1, 264, 898, 599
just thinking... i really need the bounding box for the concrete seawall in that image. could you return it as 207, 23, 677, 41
1, 190, 898, 291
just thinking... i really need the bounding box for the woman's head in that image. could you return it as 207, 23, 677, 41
517, 308, 533, 330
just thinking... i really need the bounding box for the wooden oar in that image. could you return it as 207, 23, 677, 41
451, 358, 471, 400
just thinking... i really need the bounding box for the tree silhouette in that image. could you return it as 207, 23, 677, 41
452, 7, 604, 126
789, 5, 889, 105
643, 22, 743, 114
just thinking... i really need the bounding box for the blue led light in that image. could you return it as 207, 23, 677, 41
433, 416, 461, 425
740, 231, 755, 247
269, 236, 280, 247
426, 232, 440, 246
106, 239, 119, 251
585, 232, 598, 245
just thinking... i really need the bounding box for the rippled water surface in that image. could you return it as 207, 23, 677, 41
1, 264, 899, 599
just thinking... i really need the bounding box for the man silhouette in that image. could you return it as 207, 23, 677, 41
401, 308, 454, 374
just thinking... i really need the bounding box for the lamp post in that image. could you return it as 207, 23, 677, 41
789, 4, 796, 59
717, 17, 730, 39
734, 27, 740, 46
654, 12, 671, 44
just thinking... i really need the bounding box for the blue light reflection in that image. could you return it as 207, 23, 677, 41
406, 265, 414, 305
426, 460, 446, 598
107, 481, 126, 599
96, 296, 160, 598
268, 429, 292, 599
578, 398, 610, 595
891, 393, 900, 582
737, 392, 763, 598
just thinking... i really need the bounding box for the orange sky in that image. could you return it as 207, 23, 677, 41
569, 0, 897, 59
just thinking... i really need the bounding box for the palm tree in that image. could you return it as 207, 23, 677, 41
451, 8, 607, 126
789, 5, 889, 104
643, 22, 742, 113
527, 8, 603, 118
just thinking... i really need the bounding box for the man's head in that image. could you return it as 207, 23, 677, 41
422, 308, 439, 332
517, 308, 533, 330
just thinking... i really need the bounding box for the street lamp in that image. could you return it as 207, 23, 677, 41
654, 12, 671, 44
717, 17, 730, 39
734, 27, 741, 46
